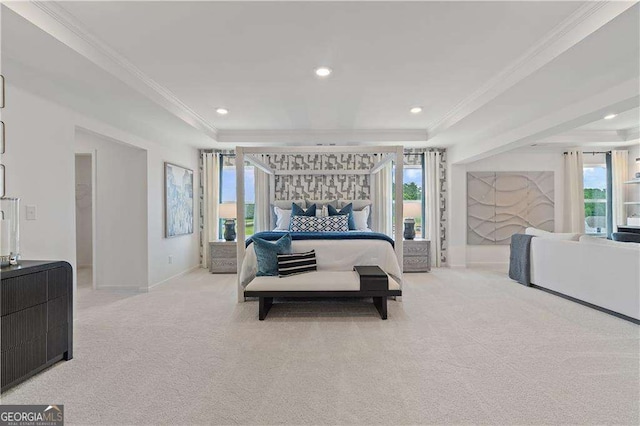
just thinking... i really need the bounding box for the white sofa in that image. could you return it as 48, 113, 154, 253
528, 234, 640, 321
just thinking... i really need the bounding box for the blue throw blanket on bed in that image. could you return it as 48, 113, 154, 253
508, 233, 534, 286
246, 231, 395, 248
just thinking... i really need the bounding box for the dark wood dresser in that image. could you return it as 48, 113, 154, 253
1, 261, 73, 392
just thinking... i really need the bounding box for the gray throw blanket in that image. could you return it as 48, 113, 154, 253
509, 234, 534, 286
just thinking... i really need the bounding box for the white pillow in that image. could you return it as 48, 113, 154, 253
579, 235, 610, 245
352, 205, 371, 230
524, 227, 550, 237
274, 206, 292, 230
525, 227, 580, 241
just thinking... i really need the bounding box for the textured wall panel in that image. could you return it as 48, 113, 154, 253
467, 172, 554, 245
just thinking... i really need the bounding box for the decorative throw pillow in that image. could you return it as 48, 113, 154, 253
352, 205, 371, 230
251, 233, 292, 276
291, 202, 316, 217
273, 206, 292, 230
289, 215, 349, 232
327, 203, 356, 230
277, 250, 317, 277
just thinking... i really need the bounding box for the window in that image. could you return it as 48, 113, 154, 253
403, 166, 424, 235
583, 164, 607, 236
392, 165, 424, 236
220, 156, 255, 238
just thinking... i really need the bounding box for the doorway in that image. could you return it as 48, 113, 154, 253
75, 153, 95, 292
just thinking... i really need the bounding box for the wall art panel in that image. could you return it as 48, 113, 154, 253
467, 171, 554, 245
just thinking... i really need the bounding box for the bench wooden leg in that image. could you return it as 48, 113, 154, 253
259, 297, 273, 320
373, 296, 387, 320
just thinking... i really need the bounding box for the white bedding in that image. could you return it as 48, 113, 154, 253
240, 239, 402, 288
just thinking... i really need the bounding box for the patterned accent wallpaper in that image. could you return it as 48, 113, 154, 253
198, 148, 448, 265
467, 171, 554, 245
268, 153, 375, 200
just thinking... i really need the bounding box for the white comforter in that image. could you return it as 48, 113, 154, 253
240, 239, 403, 288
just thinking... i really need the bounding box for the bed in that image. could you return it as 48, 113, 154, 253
240, 231, 403, 288
234, 146, 406, 319
242, 232, 403, 319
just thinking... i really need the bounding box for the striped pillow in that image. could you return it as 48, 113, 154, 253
277, 250, 317, 277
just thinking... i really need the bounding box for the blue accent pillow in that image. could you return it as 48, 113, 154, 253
291, 202, 316, 217
328, 203, 356, 230
252, 233, 292, 276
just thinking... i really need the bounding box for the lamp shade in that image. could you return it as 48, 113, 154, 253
403, 201, 422, 219
219, 202, 238, 219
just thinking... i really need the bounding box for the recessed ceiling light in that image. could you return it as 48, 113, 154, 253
603, 113, 617, 120
410, 107, 423, 114
315, 67, 332, 77
216, 108, 229, 115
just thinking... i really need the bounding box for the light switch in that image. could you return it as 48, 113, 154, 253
26, 205, 37, 220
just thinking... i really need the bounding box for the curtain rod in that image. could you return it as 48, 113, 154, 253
563, 151, 610, 155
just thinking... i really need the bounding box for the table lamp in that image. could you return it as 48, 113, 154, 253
403, 201, 422, 240
219, 202, 238, 241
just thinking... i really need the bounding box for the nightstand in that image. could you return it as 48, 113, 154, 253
403, 239, 431, 272
209, 240, 237, 273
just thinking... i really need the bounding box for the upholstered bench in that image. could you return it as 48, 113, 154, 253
244, 270, 402, 320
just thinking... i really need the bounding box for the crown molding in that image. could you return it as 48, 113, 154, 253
536, 128, 634, 145
216, 129, 428, 145
427, 1, 637, 142
618, 126, 640, 141
5, 1, 218, 141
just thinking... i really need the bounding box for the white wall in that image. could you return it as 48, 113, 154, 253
448, 150, 565, 270
3, 85, 77, 283
623, 144, 640, 220
4, 84, 200, 300
74, 154, 93, 268
75, 130, 148, 290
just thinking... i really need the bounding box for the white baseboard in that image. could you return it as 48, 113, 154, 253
147, 265, 200, 290
467, 262, 509, 271
94, 285, 145, 293
447, 264, 467, 269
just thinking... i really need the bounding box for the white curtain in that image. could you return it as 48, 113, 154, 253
373, 162, 393, 235
425, 151, 442, 267
254, 155, 271, 233
563, 150, 585, 233
201, 152, 220, 268
611, 150, 629, 232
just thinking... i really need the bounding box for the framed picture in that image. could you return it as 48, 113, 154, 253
164, 162, 194, 238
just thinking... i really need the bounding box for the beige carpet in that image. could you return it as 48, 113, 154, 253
1, 268, 638, 425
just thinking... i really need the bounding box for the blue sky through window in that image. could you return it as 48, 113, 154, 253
404, 168, 422, 186
221, 167, 255, 203
583, 166, 606, 190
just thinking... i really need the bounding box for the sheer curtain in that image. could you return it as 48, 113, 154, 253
201, 152, 220, 268
254, 155, 271, 233
611, 150, 629, 232
563, 150, 585, 233
424, 151, 442, 267
373, 162, 393, 235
